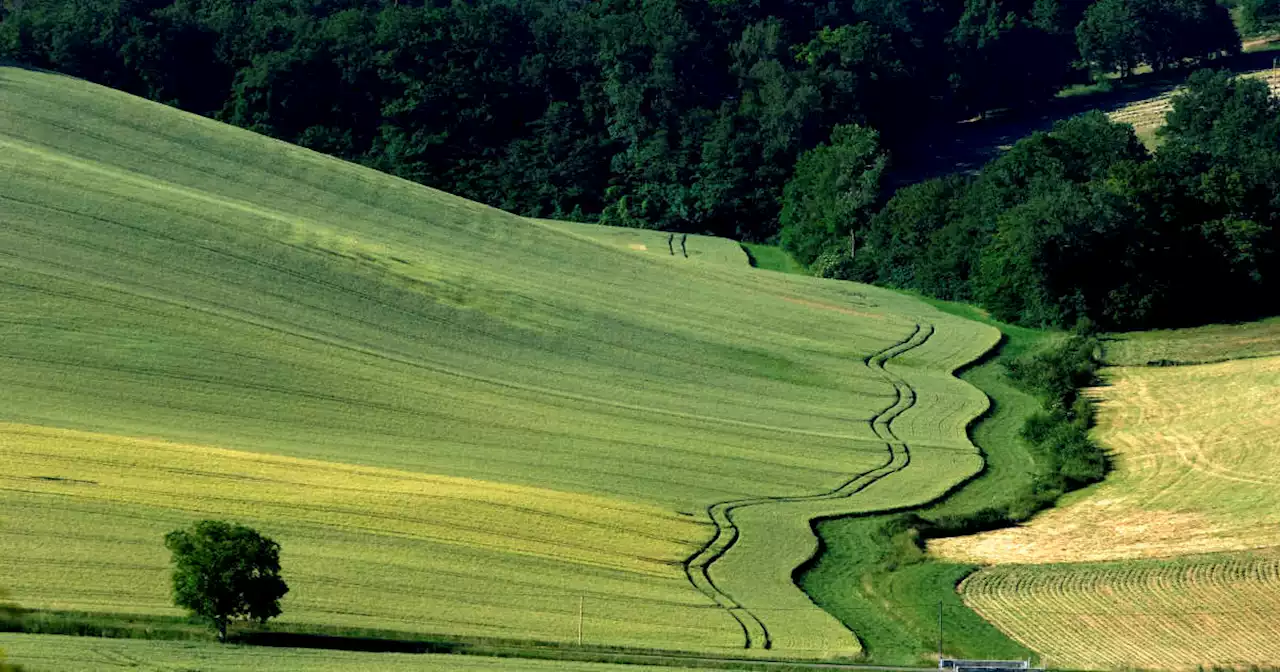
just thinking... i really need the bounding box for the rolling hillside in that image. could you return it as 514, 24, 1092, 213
0, 66, 1000, 660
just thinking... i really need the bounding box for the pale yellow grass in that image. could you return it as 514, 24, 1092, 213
962, 551, 1280, 670
0, 423, 734, 648
934, 356, 1280, 564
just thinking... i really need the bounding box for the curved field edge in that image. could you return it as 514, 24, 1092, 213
960, 550, 1280, 671
799, 309, 1053, 664
697, 310, 1001, 657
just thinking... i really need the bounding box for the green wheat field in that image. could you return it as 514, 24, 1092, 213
0, 65, 1000, 667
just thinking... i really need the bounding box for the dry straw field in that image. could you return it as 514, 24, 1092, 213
936, 323, 1280, 669
0, 65, 999, 662
935, 354, 1280, 563
963, 552, 1280, 670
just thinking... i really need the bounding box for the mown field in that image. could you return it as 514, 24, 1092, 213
936, 320, 1280, 669
1103, 316, 1280, 365
0, 633, 717, 672
0, 66, 1000, 660
963, 551, 1280, 670
934, 351, 1280, 563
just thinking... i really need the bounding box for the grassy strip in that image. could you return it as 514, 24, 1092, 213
800, 305, 1109, 664
0, 610, 927, 672
740, 243, 805, 275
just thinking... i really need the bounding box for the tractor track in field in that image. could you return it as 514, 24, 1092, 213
682, 323, 933, 650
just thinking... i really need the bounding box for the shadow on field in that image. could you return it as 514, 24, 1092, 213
231, 631, 462, 654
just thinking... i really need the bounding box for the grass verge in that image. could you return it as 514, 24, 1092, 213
0, 611, 928, 671
799, 301, 1090, 664
740, 243, 805, 275
799, 336, 1039, 662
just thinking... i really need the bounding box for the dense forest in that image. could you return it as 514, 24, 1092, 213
0, 0, 1238, 236
1, 0, 1269, 330
826, 72, 1280, 330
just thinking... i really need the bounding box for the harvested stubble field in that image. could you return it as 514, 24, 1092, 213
0, 67, 999, 659
1103, 317, 1280, 366
962, 551, 1280, 670
935, 354, 1280, 563
0, 633, 716, 672
935, 322, 1280, 669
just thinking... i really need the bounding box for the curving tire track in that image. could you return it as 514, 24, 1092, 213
682, 323, 934, 650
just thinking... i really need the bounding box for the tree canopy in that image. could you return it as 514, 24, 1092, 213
1076, 0, 1237, 77
0, 0, 1234, 241
779, 124, 886, 266
848, 73, 1280, 330
165, 520, 289, 642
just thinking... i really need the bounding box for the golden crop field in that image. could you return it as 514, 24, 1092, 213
0, 423, 731, 647
936, 321, 1280, 670
0, 65, 1001, 661
962, 551, 1280, 670
933, 354, 1280, 564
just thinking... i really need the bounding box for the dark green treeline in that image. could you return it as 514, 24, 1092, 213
0, 0, 1176, 240
0, 0, 1253, 330
829, 72, 1280, 330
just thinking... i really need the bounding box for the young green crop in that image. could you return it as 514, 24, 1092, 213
0, 66, 1001, 658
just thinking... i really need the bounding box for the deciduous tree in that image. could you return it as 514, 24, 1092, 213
779, 124, 887, 265
165, 520, 289, 642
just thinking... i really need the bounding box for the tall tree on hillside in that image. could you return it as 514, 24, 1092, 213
779, 124, 887, 265
861, 175, 969, 290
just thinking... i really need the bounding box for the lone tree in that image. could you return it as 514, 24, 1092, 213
165, 520, 289, 641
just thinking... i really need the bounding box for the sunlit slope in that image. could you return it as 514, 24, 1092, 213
0, 67, 997, 653
533, 219, 749, 267
0, 66, 904, 506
